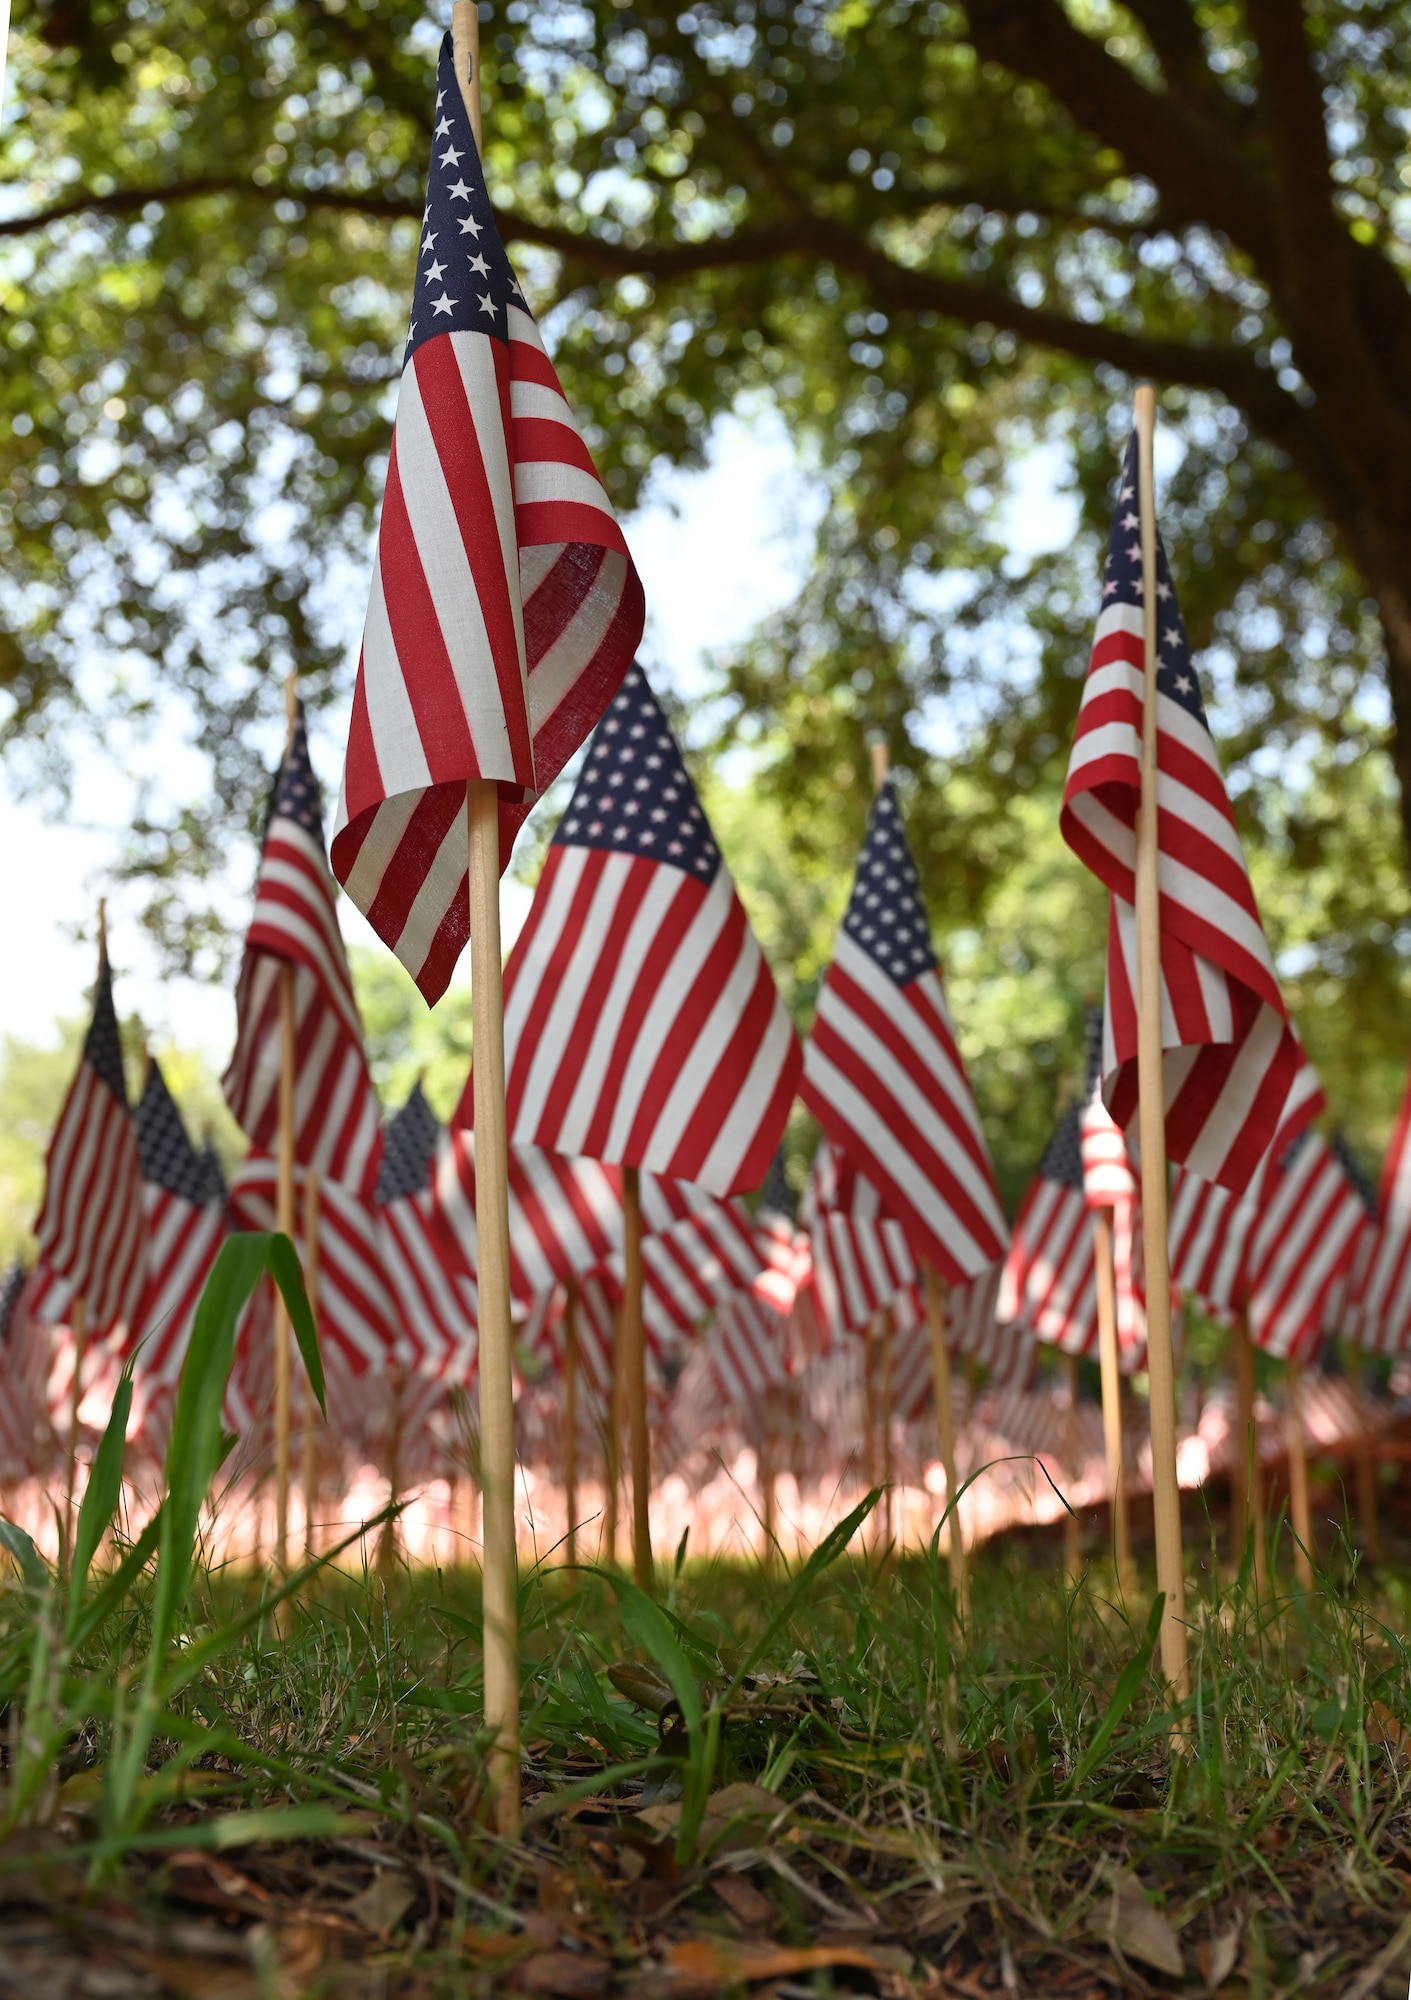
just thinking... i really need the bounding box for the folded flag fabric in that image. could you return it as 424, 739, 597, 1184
32, 933, 146, 1337
1346, 1062, 1411, 1354
1061, 433, 1318, 1193
494, 664, 801, 1196
375, 1084, 477, 1381
224, 702, 383, 1199
331, 34, 644, 1004
1078, 1005, 1139, 1209
1323, 1133, 1379, 1343
802, 776, 1008, 1283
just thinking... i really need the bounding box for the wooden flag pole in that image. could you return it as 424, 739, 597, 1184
604, 1326, 622, 1565
563, 1276, 578, 1568
1232, 1310, 1268, 1596
379, 1360, 406, 1579
1132, 385, 1189, 1701
449, 1, 520, 1836
1285, 1359, 1314, 1590
1092, 1207, 1132, 1580
1062, 1352, 1082, 1584
923, 1263, 968, 1619
879, 1303, 895, 1555
273, 678, 299, 1576
863, 1312, 879, 1498
301, 1166, 321, 1561
622, 1165, 653, 1589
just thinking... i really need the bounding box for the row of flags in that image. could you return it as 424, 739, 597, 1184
5, 39, 1407, 1516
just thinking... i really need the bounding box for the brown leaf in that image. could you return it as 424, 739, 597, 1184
638, 1782, 784, 1856
1197, 1924, 1241, 1992
1370, 1700, 1411, 1763
165, 1850, 275, 1919
608, 1662, 678, 1716
1096, 1876, 1184, 1979
511, 1950, 613, 1998
345, 1867, 417, 1937
710, 1873, 778, 1931
662, 1937, 886, 1987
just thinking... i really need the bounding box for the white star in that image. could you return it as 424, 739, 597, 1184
457, 214, 484, 238
424, 257, 447, 282
1121, 511, 1138, 530
468, 253, 490, 276
420, 228, 438, 254
1102, 579, 1118, 597
1175, 674, 1192, 695
440, 145, 464, 166
478, 288, 498, 318
448, 179, 473, 201
1157, 580, 1172, 600
1164, 626, 1180, 646
431, 292, 458, 316
1121, 483, 1134, 500
435, 115, 453, 138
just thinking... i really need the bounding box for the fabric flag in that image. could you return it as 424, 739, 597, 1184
1000, 1098, 1098, 1356
1061, 435, 1318, 1193
802, 1138, 920, 1342
124, 1059, 227, 1393
1347, 1066, 1411, 1354
1078, 1007, 1139, 1210
749, 1152, 813, 1318
33, 935, 146, 1336
802, 777, 1008, 1282
703, 1291, 790, 1407
229, 1155, 402, 1377
1323, 1134, 1378, 1343
376, 1084, 477, 1381
331, 36, 644, 1005
223, 703, 383, 1200
494, 664, 801, 1196
435, 1129, 624, 1310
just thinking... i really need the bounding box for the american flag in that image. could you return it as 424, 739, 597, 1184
1345, 1069, 1411, 1354
224, 702, 383, 1200
32, 934, 146, 1336
801, 777, 1008, 1282
376, 1085, 478, 1382
1000, 1099, 1098, 1356
330, 36, 644, 1005
703, 1291, 790, 1408
497, 665, 801, 1197
1061, 434, 1317, 1193
229, 1154, 402, 1377
125, 1059, 227, 1392
749, 1152, 812, 1318
1171, 1123, 1366, 1360
1323, 1133, 1379, 1342
802, 1138, 919, 1342
435, 1128, 623, 1309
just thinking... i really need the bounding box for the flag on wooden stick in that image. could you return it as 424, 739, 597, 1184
376, 1085, 477, 1382
495, 664, 801, 1196
330, 34, 644, 1003
801, 777, 1008, 1282
33, 931, 146, 1337
1061, 435, 1318, 1193
224, 702, 383, 1199
124, 1059, 227, 1394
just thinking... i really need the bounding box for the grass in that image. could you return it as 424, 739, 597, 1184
2, 1251, 1411, 1994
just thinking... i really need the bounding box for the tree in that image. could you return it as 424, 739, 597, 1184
3, 0, 1410, 1163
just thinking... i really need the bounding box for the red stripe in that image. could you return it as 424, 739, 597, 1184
622, 893, 746, 1166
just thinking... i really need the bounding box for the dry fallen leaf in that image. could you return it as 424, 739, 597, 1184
638, 1782, 783, 1855
511, 1949, 613, 1997
710, 1872, 777, 1931
1370, 1700, 1411, 1763
1197, 1924, 1241, 1992
1096, 1875, 1184, 1979
345, 1866, 417, 1937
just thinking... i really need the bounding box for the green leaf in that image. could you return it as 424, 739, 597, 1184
1064, 1593, 1165, 1797
0, 1518, 49, 1592
67, 1370, 132, 1638
612, 1578, 703, 1739
268, 1231, 323, 1415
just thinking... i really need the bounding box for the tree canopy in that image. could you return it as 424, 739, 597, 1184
4, 0, 1411, 1186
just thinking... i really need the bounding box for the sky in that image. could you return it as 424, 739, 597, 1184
0, 409, 1076, 1066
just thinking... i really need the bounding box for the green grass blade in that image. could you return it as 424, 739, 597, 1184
0, 1519, 50, 1592
1063, 1591, 1165, 1796
66, 1370, 132, 1639
611, 1575, 704, 1737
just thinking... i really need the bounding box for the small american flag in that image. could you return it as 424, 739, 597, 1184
331, 37, 644, 1004
1000, 1100, 1097, 1356
702, 1291, 790, 1408
33, 936, 146, 1337
1062, 435, 1317, 1193
498, 664, 801, 1196
1345, 1069, 1411, 1353
125, 1059, 227, 1393
1323, 1133, 1379, 1343
801, 778, 1008, 1282
376, 1085, 477, 1382
749, 1154, 813, 1319
224, 702, 383, 1199
229, 1154, 402, 1377
802, 1139, 918, 1341
435, 1129, 624, 1309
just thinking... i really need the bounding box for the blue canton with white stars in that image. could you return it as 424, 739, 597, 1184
405, 36, 526, 371
136, 1060, 210, 1204
1082, 1003, 1104, 1098
555, 665, 720, 882
85, 949, 129, 1108
0, 1259, 24, 1346
841, 779, 936, 987
1102, 433, 1212, 734
1331, 1131, 1379, 1220
1038, 1100, 1086, 1192
267, 701, 324, 842
376, 1082, 442, 1204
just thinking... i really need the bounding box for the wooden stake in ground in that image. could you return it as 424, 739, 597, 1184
379, 1360, 406, 1580
604, 1329, 621, 1566
1092, 1207, 1132, 1580
923, 1263, 968, 1619
273, 679, 300, 1577
621, 1165, 653, 1589
1232, 1310, 1268, 1596
562, 1276, 579, 1567
862, 1311, 880, 1499
1284, 1358, 1314, 1590
301, 1166, 321, 1561
449, 0, 520, 1836
1062, 1352, 1082, 1584
1132, 385, 1190, 1701
879, 1303, 895, 1555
